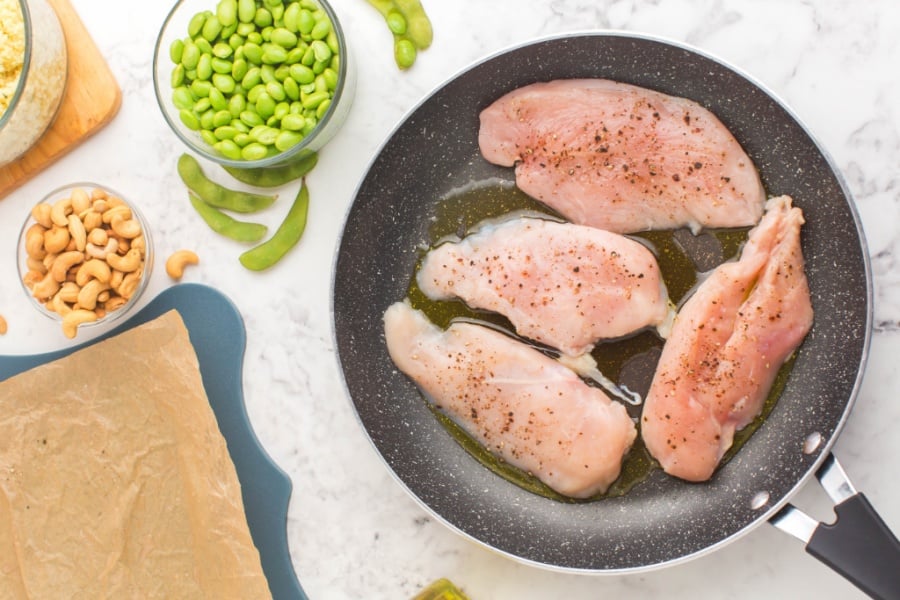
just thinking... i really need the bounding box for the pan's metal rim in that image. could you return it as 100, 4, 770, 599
329, 29, 875, 575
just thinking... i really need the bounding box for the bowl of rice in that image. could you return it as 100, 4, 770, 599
0, 0, 68, 168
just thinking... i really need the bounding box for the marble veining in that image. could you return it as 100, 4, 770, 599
1, 1, 898, 599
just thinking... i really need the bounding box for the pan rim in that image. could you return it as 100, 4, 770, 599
330, 29, 875, 574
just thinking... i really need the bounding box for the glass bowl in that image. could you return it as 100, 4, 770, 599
0, 0, 68, 167
17, 183, 154, 339
152, 0, 356, 169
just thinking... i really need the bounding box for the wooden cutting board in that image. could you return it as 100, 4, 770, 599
0, 0, 121, 199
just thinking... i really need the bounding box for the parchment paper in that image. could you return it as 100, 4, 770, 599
0, 310, 272, 599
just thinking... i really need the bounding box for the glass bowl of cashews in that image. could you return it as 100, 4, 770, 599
17, 183, 154, 339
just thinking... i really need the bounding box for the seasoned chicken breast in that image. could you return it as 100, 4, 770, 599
640, 195, 813, 482
384, 301, 637, 498
479, 79, 766, 233
417, 216, 670, 357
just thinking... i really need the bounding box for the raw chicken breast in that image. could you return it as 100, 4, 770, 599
479, 79, 766, 233
640, 195, 813, 482
384, 301, 637, 498
417, 217, 670, 357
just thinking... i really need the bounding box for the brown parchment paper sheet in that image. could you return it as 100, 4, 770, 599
0, 310, 272, 599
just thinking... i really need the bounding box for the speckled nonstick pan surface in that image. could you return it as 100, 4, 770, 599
331, 32, 871, 572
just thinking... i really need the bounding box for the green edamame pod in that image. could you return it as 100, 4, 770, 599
224, 151, 318, 187
239, 180, 310, 270
189, 191, 268, 242
394, 0, 433, 49
177, 153, 277, 213
365, 0, 433, 69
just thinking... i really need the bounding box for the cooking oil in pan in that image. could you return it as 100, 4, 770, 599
406, 179, 789, 501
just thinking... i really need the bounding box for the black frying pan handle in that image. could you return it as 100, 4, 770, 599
770, 454, 900, 599
806, 492, 900, 599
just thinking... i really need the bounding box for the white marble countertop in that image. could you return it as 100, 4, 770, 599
2, 0, 899, 598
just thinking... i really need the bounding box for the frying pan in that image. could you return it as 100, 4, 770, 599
331, 32, 900, 597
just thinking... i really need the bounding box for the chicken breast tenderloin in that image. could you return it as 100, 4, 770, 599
640, 195, 813, 482
417, 217, 670, 357
384, 301, 637, 498
479, 79, 766, 234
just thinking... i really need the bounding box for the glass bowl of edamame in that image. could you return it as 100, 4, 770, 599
152, 0, 355, 169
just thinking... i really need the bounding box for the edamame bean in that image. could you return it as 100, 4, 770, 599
255, 93, 276, 119
262, 43, 288, 64
180, 109, 201, 130
232, 57, 249, 80
189, 191, 268, 242
213, 42, 233, 58
211, 56, 232, 74
241, 142, 268, 161
181, 41, 201, 70
216, 0, 237, 27
228, 93, 246, 116
197, 53, 213, 79
239, 180, 310, 270
386, 10, 406, 34
172, 86, 194, 110
283, 3, 300, 31
171, 63, 186, 87
170, 39, 185, 63
178, 154, 276, 212
188, 11, 208, 37
215, 139, 243, 160
238, 0, 255, 22
275, 130, 304, 151
394, 38, 416, 70
224, 151, 317, 187
212, 73, 236, 93
202, 15, 223, 42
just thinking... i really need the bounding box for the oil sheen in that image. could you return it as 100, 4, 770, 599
406, 179, 786, 502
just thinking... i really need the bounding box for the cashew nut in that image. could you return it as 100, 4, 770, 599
70, 187, 91, 214
82, 210, 103, 232
109, 269, 124, 290
101, 205, 132, 224
77, 279, 110, 310
23, 269, 44, 288
75, 259, 112, 286
67, 214, 87, 251
25, 223, 47, 259
90, 187, 108, 201
117, 269, 143, 300
86, 238, 118, 260
165, 250, 199, 280
58, 281, 80, 304
49, 291, 73, 316
31, 271, 61, 301
87, 227, 108, 246
26, 257, 46, 274
91, 198, 109, 214
31, 203, 52, 228
50, 197, 73, 227
43, 226, 70, 254
104, 296, 128, 312
110, 214, 142, 239
0, 314, 6, 335
106, 248, 142, 273
50, 251, 85, 282
62, 309, 98, 339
